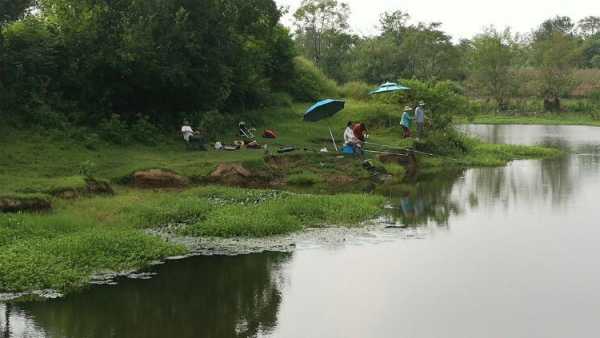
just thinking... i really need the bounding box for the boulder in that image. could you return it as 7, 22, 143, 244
209, 164, 257, 186
132, 169, 189, 189
210, 164, 252, 178
0, 195, 52, 213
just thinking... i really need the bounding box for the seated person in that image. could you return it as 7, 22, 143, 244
347, 122, 367, 155
343, 121, 356, 146
352, 123, 368, 145
181, 121, 206, 150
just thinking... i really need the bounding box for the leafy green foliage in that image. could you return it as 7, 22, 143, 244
1, 0, 296, 127
289, 57, 339, 101
467, 28, 518, 109
339, 81, 372, 100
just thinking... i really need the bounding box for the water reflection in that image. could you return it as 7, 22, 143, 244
11, 253, 291, 338
377, 170, 465, 227
379, 125, 600, 227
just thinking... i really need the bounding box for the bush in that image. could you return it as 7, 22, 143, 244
130, 115, 161, 146
415, 130, 471, 156
98, 114, 130, 145
289, 57, 339, 101
339, 81, 372, 100
264, 92, 294, 108
378, 79, 468, 130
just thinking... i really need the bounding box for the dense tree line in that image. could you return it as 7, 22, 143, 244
293, 0, 600, 111
2, 0, 600, 131
0, 0, 296, 127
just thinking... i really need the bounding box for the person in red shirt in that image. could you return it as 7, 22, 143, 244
352, 123, 368, 142
351, 123, 368, 155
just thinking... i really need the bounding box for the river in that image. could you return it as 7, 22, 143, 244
1, 124, 599, 338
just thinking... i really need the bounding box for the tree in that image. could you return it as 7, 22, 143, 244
534, 16, 575, 42
379, 10, 410, 39
293, 0, 350, 67
532, 32, 581, 111
467, 28, 517, 110
2, 0, 295, 126
578, 16, 600, 38
0, 0, 35, 25
400, 23, 462, 80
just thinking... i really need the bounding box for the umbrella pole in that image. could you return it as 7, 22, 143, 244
328, 127, 338, 152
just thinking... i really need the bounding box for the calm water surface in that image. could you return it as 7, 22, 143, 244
2, 125, 600, 338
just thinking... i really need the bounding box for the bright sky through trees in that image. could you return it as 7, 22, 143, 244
276, 0, 600, 39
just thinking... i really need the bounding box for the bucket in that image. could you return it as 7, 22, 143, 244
342, 145, 355, 155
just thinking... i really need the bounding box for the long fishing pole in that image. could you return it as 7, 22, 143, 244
363, 149, 409, 157
365, 141, 436, 157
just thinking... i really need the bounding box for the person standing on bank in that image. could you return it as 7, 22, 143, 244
415, 101, 426, 139
400, 106, 413, 138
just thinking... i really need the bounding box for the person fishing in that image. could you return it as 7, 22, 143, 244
344, 121, 355, 146
401, 106, 413, 138
352, 122, 368, 154
181, 120, 207, 150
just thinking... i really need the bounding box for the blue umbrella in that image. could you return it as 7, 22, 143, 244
303, 99, 346, 122
369, 82, 410, 95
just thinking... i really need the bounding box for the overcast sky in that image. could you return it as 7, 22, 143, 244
276, 0, 600, 39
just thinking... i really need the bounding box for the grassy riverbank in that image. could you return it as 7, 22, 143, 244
0, 100, 564, 295
0, 187, 383, 292
456, 113, 600, 127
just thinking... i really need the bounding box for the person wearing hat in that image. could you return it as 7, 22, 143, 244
400, 106, 413, 138
415, 101, 426, 139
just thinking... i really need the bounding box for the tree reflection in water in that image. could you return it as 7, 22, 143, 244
1, 304, 9, 338
377, 169, 466, 228
13, 252, 292, 338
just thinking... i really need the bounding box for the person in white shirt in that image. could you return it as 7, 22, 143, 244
181, 121, 195, 142
181, 120, 207, 150
344, 121, 357, 145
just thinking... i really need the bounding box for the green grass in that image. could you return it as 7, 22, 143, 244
456, 113, 600, 127
183, 193, 386, 237
420, 141, 563, 168
0, 186, 385, 293
287, 171, 324, 186
382, 163, 407, 182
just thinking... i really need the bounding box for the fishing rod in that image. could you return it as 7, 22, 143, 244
363, 149, 409, 157
365, 141, 436, 157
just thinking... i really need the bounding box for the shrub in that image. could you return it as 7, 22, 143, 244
130, 115, 161, 146
415, 130, 471, 156
98, 114, 130, 145
289, 57, 339, 101
339, 81, 372, 100
378, 79, 468, 130
265, 92, 294, 108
